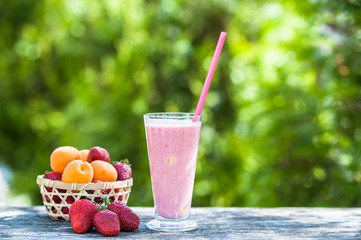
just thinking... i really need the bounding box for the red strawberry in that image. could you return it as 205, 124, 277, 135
51, 206, 57, 214
113, 162, 132, 181
57, 188, 67, 193
87, 146, 110, 163
44, 172, 62, 193
52, 195, 61, 204
61, 207, 69, 214
44, 195, 50, 203
108, 201, 140, 231
92, 210, 120, 237
66, 196, 75, 204
92, 180, 111, 194
49, 188, 66, 204
86, 190, 95, 194
69, 199, 98, 234
45, 171, 62, 181
104, 189, 111, 194
94, 197, 103, 204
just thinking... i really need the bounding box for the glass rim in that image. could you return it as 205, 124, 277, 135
144, 112, 202, 119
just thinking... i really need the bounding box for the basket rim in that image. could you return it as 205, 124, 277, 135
36, 175, 133, 191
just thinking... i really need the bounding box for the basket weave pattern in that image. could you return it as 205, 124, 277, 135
36, 175, 133, 221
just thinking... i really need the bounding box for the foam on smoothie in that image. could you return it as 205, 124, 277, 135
145, 118, 201, 127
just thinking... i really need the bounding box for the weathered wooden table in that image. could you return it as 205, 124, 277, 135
1, 206, 361, 239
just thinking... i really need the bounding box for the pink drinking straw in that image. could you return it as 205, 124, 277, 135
194, 31, 227, 120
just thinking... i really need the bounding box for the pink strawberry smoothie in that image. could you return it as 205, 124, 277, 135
145, 119, 201, 219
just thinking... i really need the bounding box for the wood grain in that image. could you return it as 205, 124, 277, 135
1, 206, 361, 239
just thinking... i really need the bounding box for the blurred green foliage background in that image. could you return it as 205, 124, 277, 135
0, 0, 361, 207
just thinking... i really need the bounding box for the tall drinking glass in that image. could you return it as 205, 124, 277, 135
144, 113, 202, 231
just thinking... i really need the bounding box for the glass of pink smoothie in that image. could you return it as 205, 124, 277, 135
144, 112, 202, 231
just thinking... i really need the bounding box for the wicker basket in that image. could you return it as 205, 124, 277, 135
36, 175, 133, 221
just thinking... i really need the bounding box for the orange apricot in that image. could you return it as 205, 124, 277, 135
79, 149, 90, 162
90, 160, 117, 182
50, 146, 81, 173
62, 160, 93, 183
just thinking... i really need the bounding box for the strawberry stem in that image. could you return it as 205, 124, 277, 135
103, 196, 110, 206
112, 159, 132, 167
98, 204, 107, 211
